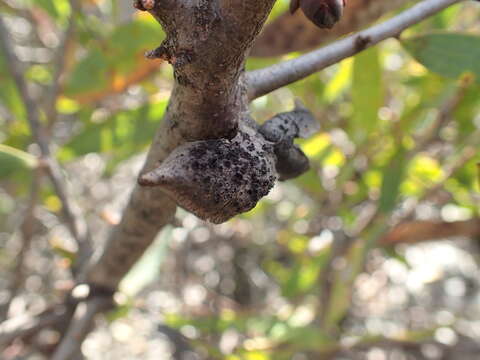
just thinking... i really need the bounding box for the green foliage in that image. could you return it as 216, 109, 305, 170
60, 100, 167, 167
351, 47, 384, 142
65, 47, 110, 97
33, 0, 71, 22
64, 16, 165, 98
0, 52, 25, 122
378, 147, 408, 214
0, 144, 37, 179
402, 33, 480, 81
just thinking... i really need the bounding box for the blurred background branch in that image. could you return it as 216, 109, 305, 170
0, 15, 93, 271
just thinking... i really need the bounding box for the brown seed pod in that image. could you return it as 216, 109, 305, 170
138, 126, 277, 224
259, 100, 319, 180
133, 0, 155, 11
260, 99, 319, 142
290, 0, 345, 29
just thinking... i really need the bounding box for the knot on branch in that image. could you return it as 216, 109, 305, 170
146, 40, 195, 68
138, 125, 277, 224
260, 100, 319, 180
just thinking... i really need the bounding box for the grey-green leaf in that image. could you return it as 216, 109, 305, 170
402, 33, 480, 81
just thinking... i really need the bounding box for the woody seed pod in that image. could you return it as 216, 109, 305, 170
138, 125, 277, 224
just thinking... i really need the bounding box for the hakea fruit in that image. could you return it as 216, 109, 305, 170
290, 0, 346, 29
138, 124, 277, 224
260, 99, 320, 180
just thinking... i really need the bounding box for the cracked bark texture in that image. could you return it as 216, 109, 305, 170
83, 0, 277, 290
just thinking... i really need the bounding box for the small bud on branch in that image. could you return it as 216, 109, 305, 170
290, 0, 346, 29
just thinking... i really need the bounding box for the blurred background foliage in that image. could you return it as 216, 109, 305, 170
1, 0, 480, 359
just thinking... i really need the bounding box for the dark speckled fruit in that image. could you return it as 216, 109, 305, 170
138, 125, 277, 224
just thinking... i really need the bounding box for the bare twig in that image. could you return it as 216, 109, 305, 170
401, 138, 478, 221
0, 306, 69, 348
351, 84, 474, 236
45, 0, 80, 130
247, 0, 466, 99
352, 135, 478, 241
0, 170, 41, 321
0, 16, 93, 269
413, 76, 473, 154
380, 218, 480, 245
316, 131, 478, 326
325, 334, 443, 359
251, 0, 411, 57
51, 298, 113, 360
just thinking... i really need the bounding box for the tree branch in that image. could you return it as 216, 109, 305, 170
251, 0, 411, 57
0, 306, 69, 348
380, 218, 480, 246
0, 16, 93, 269
51, 298, 112, 360
247, 0, 466, 100
0, 171, 41, 321
45, 0, 80, 130
83, 0, 276, 290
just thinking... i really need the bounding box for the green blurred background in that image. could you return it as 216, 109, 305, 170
1, 0, 480, 359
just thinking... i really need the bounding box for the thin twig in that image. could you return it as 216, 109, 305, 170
353, 135, 478, 240
413, 76, 473, 155
0, 16, 93, 269
45, 0, 80, 130
251, 0, 410, 57
354, 87, 474, 236
0, 306, 69, 348
50, 298, 113, 360
401, 139, 478, 221
0, 170, 41, 321
380, 218, 480, 245
247, 0, 466, 99
316, 133, 478, 326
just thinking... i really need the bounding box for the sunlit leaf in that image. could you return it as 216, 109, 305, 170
0, 144, 37, 178
324, 241, 365, 329
33, 0, 71, 22
282, 248, 331, 298
60, 100, 168, 166
64, 17, 166, 103
378, 147, 408, 214
351, 46, 384, 142
0, 52, 25, 121
402, 33, 480, 81
324, 58, 353, 102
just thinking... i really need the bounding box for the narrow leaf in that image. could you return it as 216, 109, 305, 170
402, 33, 480, 81
0, 144, 37, 178
351, 46, 383, 142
